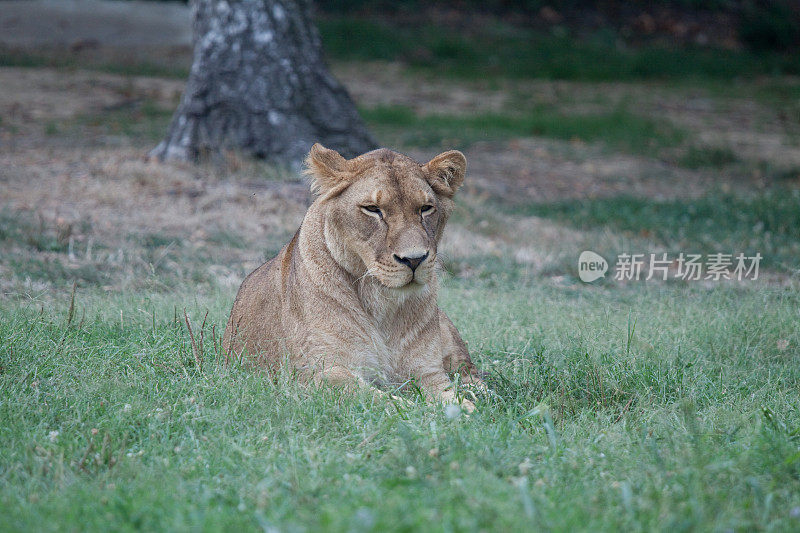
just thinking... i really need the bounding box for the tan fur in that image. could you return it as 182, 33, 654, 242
223, 144, 483, 410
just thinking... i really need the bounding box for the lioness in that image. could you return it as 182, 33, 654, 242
223, 144, 483, 411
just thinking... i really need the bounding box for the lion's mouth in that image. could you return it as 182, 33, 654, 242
368, 262, 432, 290
399, 271, 433, 290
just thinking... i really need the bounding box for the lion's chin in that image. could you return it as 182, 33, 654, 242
375, 275, 428, 291
399, 278, 428, 291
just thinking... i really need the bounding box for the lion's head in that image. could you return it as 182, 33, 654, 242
304, 144, 466, 290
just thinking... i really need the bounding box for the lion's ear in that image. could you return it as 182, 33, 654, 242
304, 143, 351, 198
423, 150, 466, 198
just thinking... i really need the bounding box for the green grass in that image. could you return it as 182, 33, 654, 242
0, 211, 70, 254
319, 17, 800, 81
516, 189, 800, 271
678, 146, 741, 169
73, 101, 175, 142
0, 212, 227, 291
0, 47, 190, 79
362, 105, 686, 155
12, 98, 176, 146
1, 281, 798, 531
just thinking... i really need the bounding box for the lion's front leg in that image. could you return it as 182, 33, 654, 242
439, 310, 486, 393
400, 316, 476, 413
439, 311, 481, 382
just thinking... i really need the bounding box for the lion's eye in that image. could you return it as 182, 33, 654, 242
420, 204, 435, 215
361, 205, 382, 217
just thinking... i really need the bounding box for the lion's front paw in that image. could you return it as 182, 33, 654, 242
458, 398, 476, 414
441, 390, 475, 414
462, 380, 489, 398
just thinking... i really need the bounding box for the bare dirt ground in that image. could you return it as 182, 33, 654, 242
3, 66, 794, 203
0, 0, 192, 48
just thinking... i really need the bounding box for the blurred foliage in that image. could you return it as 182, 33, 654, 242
318, 1, 742, 15
739, 0, 800, 51
319, 0, 800, 54
131, 1, 800, 53
319, 17, 799, 79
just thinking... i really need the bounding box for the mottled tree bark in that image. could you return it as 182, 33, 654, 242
151, 0, 376, 167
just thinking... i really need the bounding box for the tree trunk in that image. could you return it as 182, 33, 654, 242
150, 0, 376, 167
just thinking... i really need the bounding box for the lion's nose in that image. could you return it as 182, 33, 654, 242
393, 251, 429, 272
